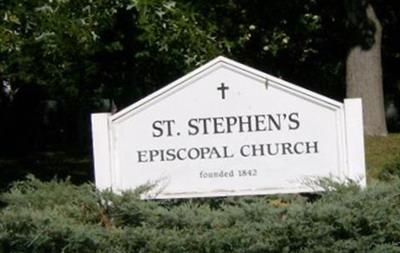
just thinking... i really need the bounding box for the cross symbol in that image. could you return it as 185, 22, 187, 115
217, 82, 229, 100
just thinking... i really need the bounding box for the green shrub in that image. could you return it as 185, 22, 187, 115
1, 176, 400, 252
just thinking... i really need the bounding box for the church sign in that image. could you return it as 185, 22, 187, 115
91, 56, 366, 198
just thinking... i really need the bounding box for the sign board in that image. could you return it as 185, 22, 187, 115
91, 56, 366, 198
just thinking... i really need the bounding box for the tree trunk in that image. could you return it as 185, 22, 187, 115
346, 4, 387, 136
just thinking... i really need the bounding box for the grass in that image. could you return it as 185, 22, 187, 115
365, 133, 400, 180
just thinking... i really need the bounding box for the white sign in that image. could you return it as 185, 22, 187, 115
91, 56, 366, 198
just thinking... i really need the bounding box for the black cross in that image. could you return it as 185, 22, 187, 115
217, 82, 229, 100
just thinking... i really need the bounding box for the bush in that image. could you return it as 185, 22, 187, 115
1, 176, 400, 252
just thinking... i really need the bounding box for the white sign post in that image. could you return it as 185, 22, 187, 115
91, 56, 366, 199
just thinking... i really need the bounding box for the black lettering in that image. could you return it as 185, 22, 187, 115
209, 147, 222, 159
267, 114, 281, 131
188, 148, 200, 160
177, 148, 186, 160
293, 142, 304, 154
266, 143, 279, 155
281, 143, 293, 155
149, 149, 159, 162
306, 141, 319, 153
288, 112, 300, 130
152, 120, 163, 137
254, 115, 267, 131
213, 117, 225, 134
240, 145, 251, 157
159, 149, 165, 161
188, 119, 199, 136
198, 118, 212, 135
152, 120, 176, 137
222, 146, 234, 158
225, 116, 238, 133
137, 150, 147, 162
166, 149, 176, 161
200, 147, 211, 159
239, 115, 253, 132
165, 120, 175, 137
252, 144, 265, 156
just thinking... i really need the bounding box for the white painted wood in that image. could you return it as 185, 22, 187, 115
91, 113, 113, 190
91, 56, 367, 198
344, 99, 367, 187
111, 56, 343, 123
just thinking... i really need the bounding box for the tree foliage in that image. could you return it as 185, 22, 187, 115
191, 0, 348, 99
0, 0, 225, 155
0, 0, 224, 107
1, 0, 399, 111
2, 0, 380, 106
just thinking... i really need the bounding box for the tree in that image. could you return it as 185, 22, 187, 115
345, 1, 387, 136
0, 0, 223, 151
191, 0, 347, 99
202, 0, 396, 136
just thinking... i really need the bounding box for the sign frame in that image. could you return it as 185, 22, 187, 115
91, 56, 366, 198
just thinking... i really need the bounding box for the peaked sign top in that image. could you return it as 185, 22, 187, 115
91, 56, 366, 199
111, 56, 342, 122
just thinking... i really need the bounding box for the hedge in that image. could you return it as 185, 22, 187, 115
1, 176, 400, 253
